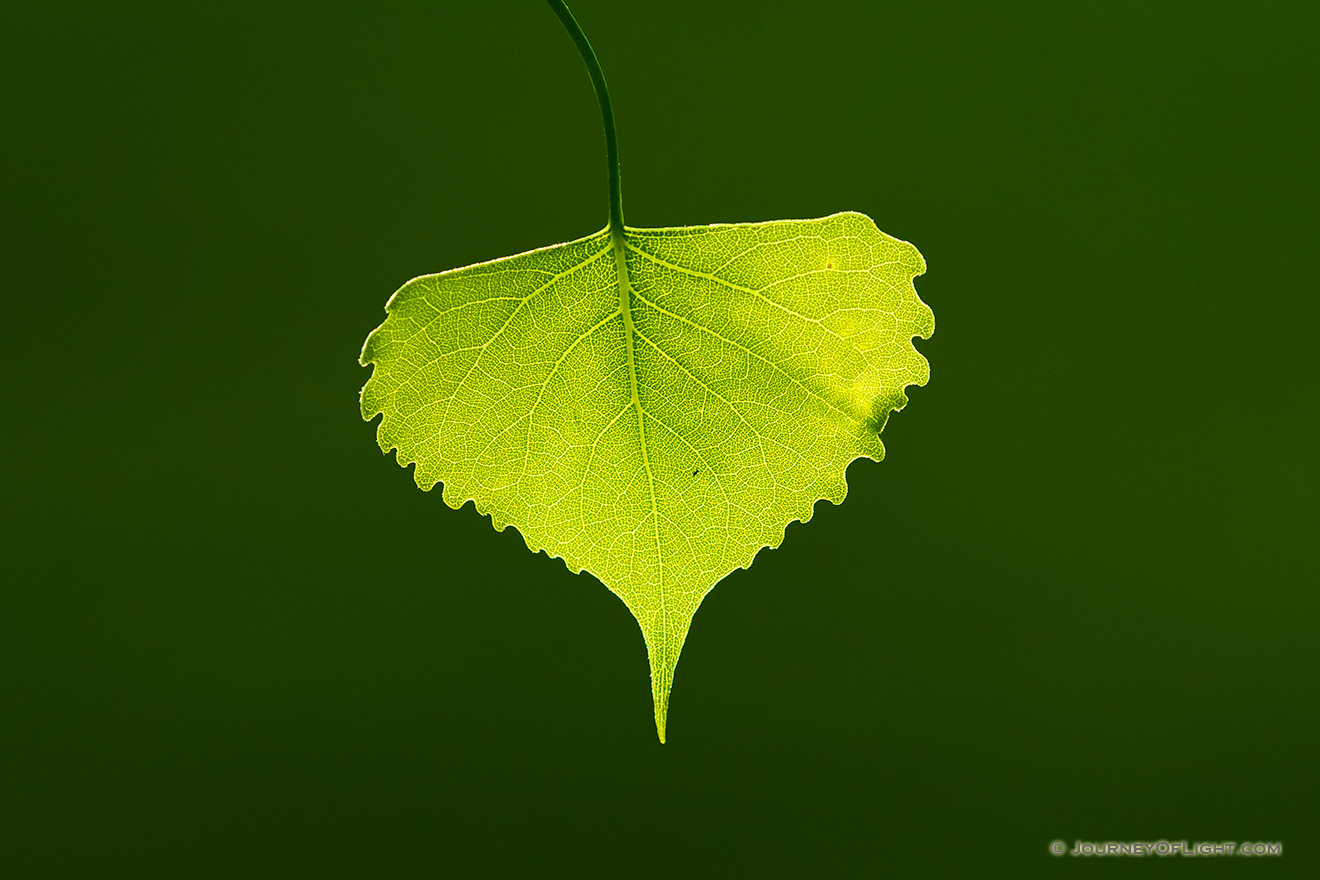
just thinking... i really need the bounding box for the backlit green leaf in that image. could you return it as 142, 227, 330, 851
360, 213, 931, 740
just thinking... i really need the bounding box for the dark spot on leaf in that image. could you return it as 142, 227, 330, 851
692, 469, 699, 476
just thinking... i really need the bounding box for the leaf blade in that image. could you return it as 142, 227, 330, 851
361, 212, 931, 740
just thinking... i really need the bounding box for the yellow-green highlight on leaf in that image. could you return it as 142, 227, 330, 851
360, 211, 931, 741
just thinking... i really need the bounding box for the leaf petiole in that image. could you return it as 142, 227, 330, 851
545, 0, 624, 234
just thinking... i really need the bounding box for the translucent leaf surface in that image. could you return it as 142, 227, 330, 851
361, 211, 932, 740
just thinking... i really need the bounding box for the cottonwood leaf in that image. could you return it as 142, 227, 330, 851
360, 212, 931, 740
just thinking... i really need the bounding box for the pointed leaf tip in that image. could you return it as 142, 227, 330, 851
652, 670, 671, 744
646, 638, 679, 744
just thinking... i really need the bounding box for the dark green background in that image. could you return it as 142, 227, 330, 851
4, 0, 1316, 875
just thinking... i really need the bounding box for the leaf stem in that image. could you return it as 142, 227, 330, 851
545, 0, 624, 234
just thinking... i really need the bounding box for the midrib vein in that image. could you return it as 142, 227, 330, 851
615, 228, 664, 607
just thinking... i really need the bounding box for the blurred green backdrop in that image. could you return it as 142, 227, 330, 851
3, 0, 1316, 875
